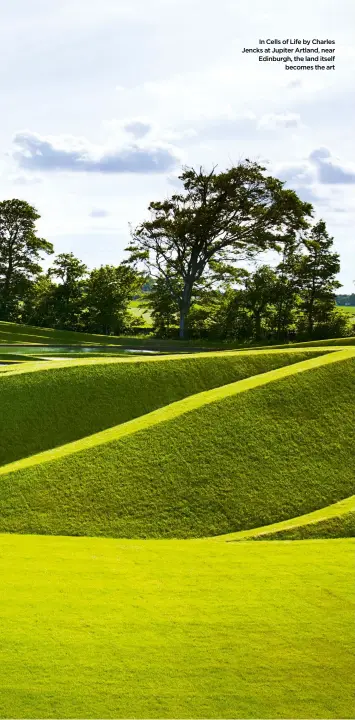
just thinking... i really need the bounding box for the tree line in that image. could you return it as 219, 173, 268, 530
0, 161, 354, 343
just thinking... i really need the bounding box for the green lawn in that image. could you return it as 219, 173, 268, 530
129, 298, 153, 327
1, 350, 354, 538
0, 349, 323, 466
2, 319, 355, 351
0, 534, 353, 720
337, 305, 355, 314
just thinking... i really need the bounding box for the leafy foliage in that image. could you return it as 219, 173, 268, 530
0, 199, 53, 320
126, 164, 313, 337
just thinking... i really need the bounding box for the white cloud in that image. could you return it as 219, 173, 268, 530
258, 113, 302, 130
12, 130, 181, 174
0, 0, 354, 290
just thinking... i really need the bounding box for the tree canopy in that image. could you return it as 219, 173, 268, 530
0, 199, 53, 320
126, 163, 313, 338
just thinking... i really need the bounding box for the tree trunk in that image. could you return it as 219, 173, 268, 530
179, 281, 192, 340
179, 309, 186, 340
254, 311, 262, 341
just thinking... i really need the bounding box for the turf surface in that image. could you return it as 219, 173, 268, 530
1, 350, 354, 538
0, 534, 353, 720
220, 495, 355, 541
0, 349, 323, 466
2, 319, 355, 351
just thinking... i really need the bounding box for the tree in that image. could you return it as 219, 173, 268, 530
0, 199, 53, 320
242, 266, 279, 341
22, 273, 57, 327
85, 264, 141, 335
148, 276, 180, 337
126, 163, 313, 339
297, 220, 341, 337
274, 235, 302, 341
48, 253, 88, 330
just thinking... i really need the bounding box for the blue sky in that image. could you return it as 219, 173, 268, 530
1, 0, 354, 290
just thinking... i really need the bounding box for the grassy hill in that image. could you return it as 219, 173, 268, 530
0, 322, 354, 719
0, 349, 322, 466
0, 320, 143, 346
2, 319, 355, 351
221, 495, 355, 542
1, 349, 354, 538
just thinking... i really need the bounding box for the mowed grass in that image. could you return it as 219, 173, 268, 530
1, 351, 354, 538
0, 534, 354, 720
221, 495, 355, 542
129, 298, 153, 326
0, 321, 127, 345
337, 305, 355, 314
0, 349, 322, 466
2, 319, 355, 355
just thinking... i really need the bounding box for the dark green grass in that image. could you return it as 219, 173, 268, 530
0, 534, 353, 720
1, 355, 354, 538
221, 495, 355, 542
2, 319, 354, 351
0, 321, 131, 346
0, 353, 46, 363
0, 350, 320, 466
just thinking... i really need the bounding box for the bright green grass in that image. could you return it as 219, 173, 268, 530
1, 350, 354, 538
0, 534, 353, 720
282, 336, 355, 348
337, 305, 355, 314
129, 298, 153, 326
263, 510, 355, 539
0, 349, 323, 466
220, 495, 355, 542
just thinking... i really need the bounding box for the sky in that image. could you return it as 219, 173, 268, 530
1, 0, 354, 290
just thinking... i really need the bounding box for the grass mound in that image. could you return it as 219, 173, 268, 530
0, 320, 129, 346
1, 534, 353, 719
0, 349, 322, 466
221, 495, 355, 542
0, 350, 354, 538
267, 511, 355, 540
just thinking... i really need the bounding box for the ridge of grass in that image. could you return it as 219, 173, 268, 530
0, 345, 331, 377
0, 349, 326, 466
2, 319, 354, 351
216, 495, 355, 542
0, 349, 354, 538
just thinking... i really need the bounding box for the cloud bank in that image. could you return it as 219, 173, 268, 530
12, 130, 180, 174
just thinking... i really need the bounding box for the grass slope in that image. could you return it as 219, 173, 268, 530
0, 350, 354, 538
220, 495, 355, 541
0, 534, 354, 720
0, 321, 133, 346
2, 319, 355, 351
0, 349, 323, 466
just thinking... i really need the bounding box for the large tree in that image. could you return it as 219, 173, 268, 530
297, 220, 341, 337
126, 163, 313, 338
0, 199, 53, 320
